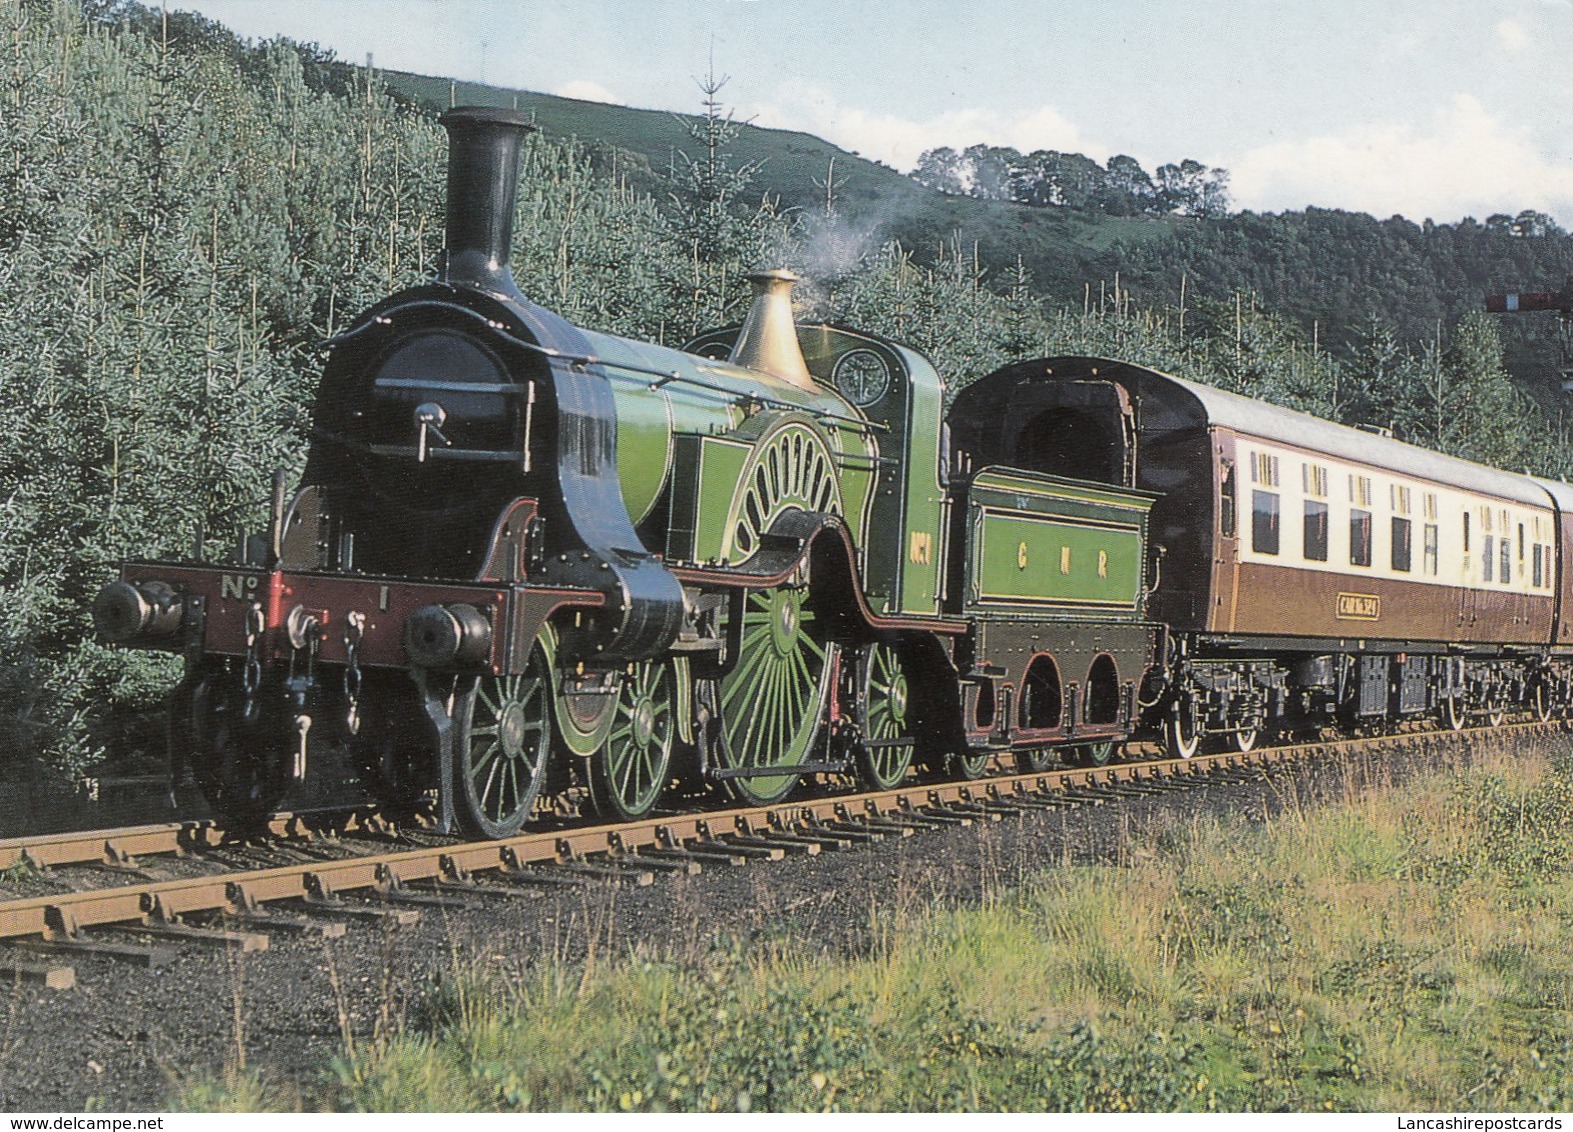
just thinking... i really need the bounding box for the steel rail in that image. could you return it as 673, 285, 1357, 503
2, 720, 1562, 944
0, 813, 327, 872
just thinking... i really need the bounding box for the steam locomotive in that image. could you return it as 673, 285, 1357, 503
93, 107, 1573, 838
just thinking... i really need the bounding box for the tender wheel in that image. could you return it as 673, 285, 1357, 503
1067, 739, 1117, 767
853, 641, 917, 791
1485, 700, 1505, 728
1232, 727, 1259, 753
1015, 746, 1055, 774
951, 750, 991, 780
589, 660, 675, 821
718, 582, 837, 805
453, 642, 554, 839
1442, 694, 1466, 732
1165, 695, 1201, 759
189, 664, 295, 833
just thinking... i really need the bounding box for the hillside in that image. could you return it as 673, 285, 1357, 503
378, 70, 1166, 291
382, 70, 1573, 401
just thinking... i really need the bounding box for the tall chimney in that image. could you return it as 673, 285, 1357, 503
438, 106, 536, 297
728, 268, 816, 392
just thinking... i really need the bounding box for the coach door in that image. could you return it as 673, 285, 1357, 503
1214, 449, 1242, 632
1459, 509, 1478, 632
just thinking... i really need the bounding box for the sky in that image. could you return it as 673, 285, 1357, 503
179, 0, 1573, 226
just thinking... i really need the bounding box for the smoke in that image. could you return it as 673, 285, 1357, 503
798, 211, 880, 278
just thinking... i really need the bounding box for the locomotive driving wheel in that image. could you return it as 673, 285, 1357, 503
452, 639, 554, 839
718, 581, 837, 805
589, 659, 676, 821
853, 640, 917, 791
188, 663, 295, 834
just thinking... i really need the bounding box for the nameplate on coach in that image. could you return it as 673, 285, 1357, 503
1336, 592, 1381, 621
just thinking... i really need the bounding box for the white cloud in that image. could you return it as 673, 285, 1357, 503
553, 79, 619, 104
1230, 94, 1573, 224
1497, 16, 1532, 52
743, 82, 1098, 171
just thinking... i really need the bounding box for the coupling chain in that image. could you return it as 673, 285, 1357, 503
343, 611, 366, 736
242, 602, 266, 720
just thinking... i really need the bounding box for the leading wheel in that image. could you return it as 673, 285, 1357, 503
351, 673, 436, 824
1165, 695, 1201, 759
589, 660, 675, 821
718, 583, 836, 805
453, 641, 554, 839
189, 664, 295, 833
853, 641, 917, 791
1232, 727, 1259, 753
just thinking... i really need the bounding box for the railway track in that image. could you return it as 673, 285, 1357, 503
2, 720, 1562, 989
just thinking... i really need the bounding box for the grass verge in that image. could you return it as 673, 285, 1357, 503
176, 736, 1573, 1111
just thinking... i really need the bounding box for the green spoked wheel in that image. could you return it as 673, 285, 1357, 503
589, 660, 675, 821
1015, 746, 1055, 774
718, 584, 836, 805
952, 749, 991, 780
1081, 739, 1117, 766
854, 641, 917, 791
453, 642, 554, 840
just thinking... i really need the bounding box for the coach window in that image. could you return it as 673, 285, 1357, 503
1302, 463, 1329, 562
1500, 537, 1512, 584
1304, 500, 1329, 561
1252, 490, 1281, 554
1248, 453, 1280, 554
1423, 523, 1439, 576
1533, 544, 1545, 589
1350, 509, 1372, 567
1462, 511, 1470, 553
1390, 485, 1413, 573
1391, 516, 1412, 572
1219, 460, 1236, 538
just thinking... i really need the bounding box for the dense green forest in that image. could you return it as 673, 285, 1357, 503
0, 0, 1567, 773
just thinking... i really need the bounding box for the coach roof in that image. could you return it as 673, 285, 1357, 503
1042, 357, 1550, 510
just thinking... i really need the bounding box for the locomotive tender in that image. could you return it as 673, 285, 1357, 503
93, 107, 1573, 838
